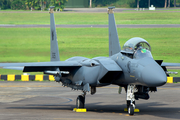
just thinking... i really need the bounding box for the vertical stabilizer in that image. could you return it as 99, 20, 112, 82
108, 7, 121, 56
50, 6, 60, 61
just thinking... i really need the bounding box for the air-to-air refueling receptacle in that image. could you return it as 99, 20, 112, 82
0, 6, 180, 115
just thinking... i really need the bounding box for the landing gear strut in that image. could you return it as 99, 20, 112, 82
126, 84, 136, 115
76, 91, 86, 108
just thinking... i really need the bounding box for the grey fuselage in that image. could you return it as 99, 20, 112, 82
61, 51, 167, 88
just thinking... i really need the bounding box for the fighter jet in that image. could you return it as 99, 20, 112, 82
0, 6, 180, 115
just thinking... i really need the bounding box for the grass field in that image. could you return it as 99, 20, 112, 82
0, 27, 180, 76
0, 10, 180, 76
0, 12, 180, 24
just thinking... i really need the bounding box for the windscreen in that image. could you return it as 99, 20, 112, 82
121, 37, 152, 59
133, 48, 153, 59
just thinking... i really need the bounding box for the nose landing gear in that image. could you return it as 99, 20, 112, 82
126, 84, 137, 115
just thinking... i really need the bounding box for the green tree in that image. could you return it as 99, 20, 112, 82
11, 0, 26, 10
92, 0, 119, 7
138, 0, 171, 8
50, 0, 67, 10
24, 0, 67, 10
0, 0, 11, 9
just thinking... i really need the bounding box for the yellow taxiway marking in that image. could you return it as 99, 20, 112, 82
124, 108, 128, 112
124, 108, 140, 112
73, 108, 87, 112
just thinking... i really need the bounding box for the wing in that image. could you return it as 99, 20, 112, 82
161, 62, 180, 69
0, 61, 81, 72
155, 60, 180, 69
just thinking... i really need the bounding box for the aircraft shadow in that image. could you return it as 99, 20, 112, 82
6, 102, 180, 119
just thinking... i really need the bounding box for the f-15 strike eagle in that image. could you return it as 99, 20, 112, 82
0, 6, 180, 115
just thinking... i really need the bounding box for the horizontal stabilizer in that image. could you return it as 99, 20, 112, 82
161, 62, 180, 67
161, 62, 180, 69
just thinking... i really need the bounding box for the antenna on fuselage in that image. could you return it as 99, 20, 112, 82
108, 6, 121, 56
50, 6, 60, 61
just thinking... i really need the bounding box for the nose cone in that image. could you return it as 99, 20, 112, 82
141, 63, 167, 87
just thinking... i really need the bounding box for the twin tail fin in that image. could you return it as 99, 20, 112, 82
50, 6, 60, 61
108, 7, 121, 56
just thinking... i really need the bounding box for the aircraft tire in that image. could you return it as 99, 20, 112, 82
76, 95, 85, 108
127, 100, 135, 108
128, 105, 134, 115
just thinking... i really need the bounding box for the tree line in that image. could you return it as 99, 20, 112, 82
92, 0, 180, 8
0, 0, 67, 10
0, 0, 179, 10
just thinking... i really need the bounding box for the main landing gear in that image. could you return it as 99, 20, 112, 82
126, 84, 136, 115
76, 91, 86, 108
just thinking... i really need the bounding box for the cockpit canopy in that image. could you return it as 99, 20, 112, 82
121, 37, 153, 59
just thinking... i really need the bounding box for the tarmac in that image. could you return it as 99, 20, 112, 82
0, 81, 179, 120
